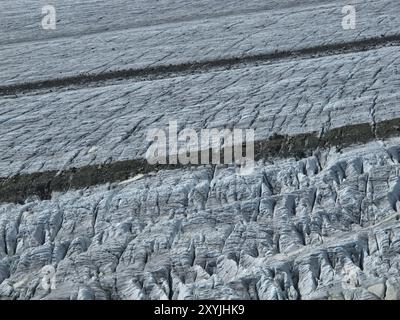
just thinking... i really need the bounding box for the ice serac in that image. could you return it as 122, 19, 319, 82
0, 141, 400, 299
